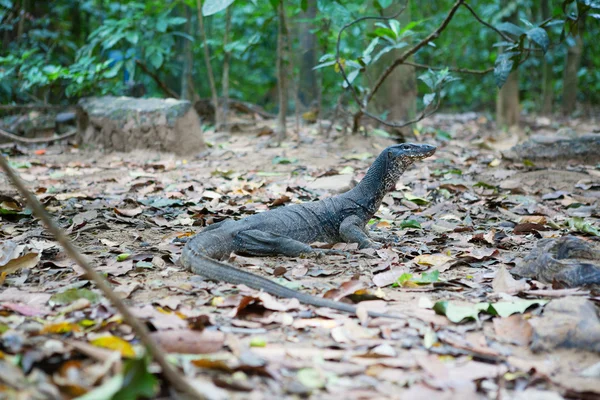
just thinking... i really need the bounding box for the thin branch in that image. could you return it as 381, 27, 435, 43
0, 104, 67, 111
196, 0, 222, 129
334, 3, 408, 106
0, 156, 204, 400
461, 2, 515, 43
0, 128, 76, 144
403, 61, 494, 75
135, 60, 179, 99
366, 0, 465, 105
360, 96, 442, 129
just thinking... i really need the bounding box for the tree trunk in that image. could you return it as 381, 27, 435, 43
196, 0, 222, 130
221, 7, 232, 127
496, 71, 520, 127
180, 5, 196, 101
368, 1, 416, 124
496, 8, 520, 128
562, 27, 583, 115
540, 0, 553, 115
297, 0, 317, 110
276, 0, 287, 143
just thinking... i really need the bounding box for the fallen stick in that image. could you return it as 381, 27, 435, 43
0, 154, 204, 399
0, 127, 76, 144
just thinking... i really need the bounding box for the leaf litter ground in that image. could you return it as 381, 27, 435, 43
0, 113, 599, 399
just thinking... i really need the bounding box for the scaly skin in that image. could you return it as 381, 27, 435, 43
180, 143, 436, 319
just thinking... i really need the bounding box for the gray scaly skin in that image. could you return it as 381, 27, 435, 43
180, 143, 436, 319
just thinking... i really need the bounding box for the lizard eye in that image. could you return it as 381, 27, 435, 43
402, 145, 410, 151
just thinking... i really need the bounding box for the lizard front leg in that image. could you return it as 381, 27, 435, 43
339, 215, 382, 249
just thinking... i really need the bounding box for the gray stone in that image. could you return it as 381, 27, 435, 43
77, 96, 204, 155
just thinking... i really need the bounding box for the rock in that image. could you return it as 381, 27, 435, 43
513, 236, 600, 288
306, 174, 354, 193
77, 96, 204, 155
529, 297, 600, 353
503, 134, 600, 165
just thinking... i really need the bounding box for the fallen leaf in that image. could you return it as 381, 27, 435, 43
90, 335, 136, 357
493, 314, 533, 346
492, 265, 530, 294
149, 330, 224, 354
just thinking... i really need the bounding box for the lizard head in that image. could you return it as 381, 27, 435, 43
379, 143, 436, 192
386, 143, 436, 167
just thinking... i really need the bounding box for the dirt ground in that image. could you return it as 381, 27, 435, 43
0, 113, 599, 399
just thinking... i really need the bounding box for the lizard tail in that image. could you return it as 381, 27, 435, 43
179, 245, 403, 320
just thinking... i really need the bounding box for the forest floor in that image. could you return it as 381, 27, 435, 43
0, 112, 599, 399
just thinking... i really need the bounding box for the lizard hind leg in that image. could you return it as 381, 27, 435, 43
233, 229, 315, 257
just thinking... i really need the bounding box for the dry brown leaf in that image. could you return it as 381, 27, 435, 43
150, 329, 224, 354
492, 265, 530, 294
493, 314, 533, 346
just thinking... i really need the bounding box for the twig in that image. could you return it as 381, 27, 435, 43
135, 60, 179, 99
461, 2, 514, 43
403, 61, 494, 75
366, 0, 465, 105
0, 128, 77, 144
0, 104, 68, 111
335, 3, 408, 107
0, 156, 204, 399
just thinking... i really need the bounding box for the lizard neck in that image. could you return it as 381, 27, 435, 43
346, 151, 410, 216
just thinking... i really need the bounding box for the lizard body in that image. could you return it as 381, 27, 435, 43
180, 143, 436, 318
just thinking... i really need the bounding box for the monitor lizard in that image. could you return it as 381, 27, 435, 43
180, 143, 436, 319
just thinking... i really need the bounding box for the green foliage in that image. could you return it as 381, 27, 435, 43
0, 0, 598, 113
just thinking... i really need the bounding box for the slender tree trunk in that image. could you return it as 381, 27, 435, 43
70, 0, 82, 44
368, 1, 416, 125
276, 0, 287, 143
196, 0, 222, 129
562, 26, 583, 115
496, 7, 520, 128
496, 71, 520, 127
180, 5, 195, 100
16, 0, 27, 41
221, 7, 232, 127
540, 0, 553, 114
298, 0, 317, 110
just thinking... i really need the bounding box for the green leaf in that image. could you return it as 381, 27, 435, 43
473, 181, 497, 190
117, 253, 130, 261
415, 270, 439, 283
376, 0, 393, 8
250, 337, 266, 347
400, 219, 422, 229
494, 52, 514, 88
496, 22, 526, 36
487, 299, 547, 318
203, 0, 236, 16
125, 31, 139, 45
433, 301, 485, 323
148, 51, 164, 69
342, 69, 360, 88
167, 17, 187, 26
393, 273, 413, 287
112, 356, 159, 400
404, 193, 429, 205
423, 93, 436, 107
50, 288, 100, 306
526, 27, 549, 53
567, 217, 600, 236
156, 19, 168, 33
435, 130, 452, 141
297, 368, 326, 390
135, 261, 154, 269
272, 156, 297, 165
